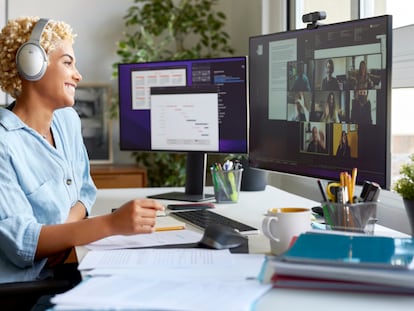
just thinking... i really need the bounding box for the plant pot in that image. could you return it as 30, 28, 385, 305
403, 199, 414, 236
240, 165, 268, 192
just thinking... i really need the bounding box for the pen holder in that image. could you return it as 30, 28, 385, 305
211, 168, 243, 203
321, 201, 378, 234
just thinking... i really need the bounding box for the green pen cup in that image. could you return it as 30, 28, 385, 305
321, 201, 378, 234
211, 168, 243, 203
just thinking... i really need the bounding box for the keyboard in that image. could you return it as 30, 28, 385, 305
172, 210, 258, 234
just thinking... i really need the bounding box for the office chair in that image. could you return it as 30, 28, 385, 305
0, 278, 73, 311
0, 250, 81, 311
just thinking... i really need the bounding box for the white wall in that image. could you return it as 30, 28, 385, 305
7, 0, 262, 163
8, 0, 262, 86
9, 0, 133, 85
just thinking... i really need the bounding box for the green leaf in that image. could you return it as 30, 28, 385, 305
111, 0, 235, 186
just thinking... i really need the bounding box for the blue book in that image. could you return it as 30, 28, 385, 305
281, 232, 414, 270
258, 232, 414, 293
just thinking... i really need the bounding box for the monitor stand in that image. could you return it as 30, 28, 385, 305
147, 152, 215, 202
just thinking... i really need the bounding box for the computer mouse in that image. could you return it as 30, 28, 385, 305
198, 224, 248, 250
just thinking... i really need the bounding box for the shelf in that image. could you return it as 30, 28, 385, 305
90, 164, 147, 189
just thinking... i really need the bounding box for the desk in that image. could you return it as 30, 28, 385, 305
78, 185, 414, 311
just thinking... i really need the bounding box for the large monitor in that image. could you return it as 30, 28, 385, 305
248, 15, 392, 189
118, 56, 248, 201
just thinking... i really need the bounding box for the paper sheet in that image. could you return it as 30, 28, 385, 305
52, 272, 271, 311
86, 229, 202, 250
78, 248, 233, 270
86, 253, 265, 282
155, 215, 186, 231
56, 248, 268, 310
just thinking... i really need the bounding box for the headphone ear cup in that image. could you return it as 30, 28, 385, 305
16, 42, 48, 81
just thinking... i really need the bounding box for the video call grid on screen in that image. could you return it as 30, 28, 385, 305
118, 57, 248, 154
249, 15, 392, 188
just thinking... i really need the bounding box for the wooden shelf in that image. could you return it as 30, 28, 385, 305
90, 164, 147, 189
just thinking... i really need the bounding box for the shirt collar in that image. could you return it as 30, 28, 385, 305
0, 103, 26, 131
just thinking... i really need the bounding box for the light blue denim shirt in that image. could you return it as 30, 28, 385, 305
0, 106, 97, 283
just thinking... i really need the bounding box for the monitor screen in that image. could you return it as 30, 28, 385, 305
248, 15, 392, 189
118, 56, 248, 201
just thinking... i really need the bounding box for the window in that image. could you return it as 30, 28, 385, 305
293, 0, 355, 29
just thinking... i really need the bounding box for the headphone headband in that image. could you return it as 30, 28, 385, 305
29, 18, 49, 44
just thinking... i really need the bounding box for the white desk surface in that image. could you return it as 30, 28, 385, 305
80, 185, 414, 310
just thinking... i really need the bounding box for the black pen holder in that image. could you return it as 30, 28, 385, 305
321, 201, 378, 234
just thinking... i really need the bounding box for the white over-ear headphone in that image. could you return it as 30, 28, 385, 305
16, 18, 50, 81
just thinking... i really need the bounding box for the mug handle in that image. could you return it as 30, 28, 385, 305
261, 216, 280, 242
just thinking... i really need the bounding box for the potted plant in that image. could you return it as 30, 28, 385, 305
111, 0, 234, 187
393, 153, 414, 235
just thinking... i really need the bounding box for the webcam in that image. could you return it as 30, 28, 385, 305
302, 11, 326, 29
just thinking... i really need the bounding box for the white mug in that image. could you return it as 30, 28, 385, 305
262, 207, 311, 255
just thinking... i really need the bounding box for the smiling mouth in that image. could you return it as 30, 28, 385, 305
65, 84, 76, 94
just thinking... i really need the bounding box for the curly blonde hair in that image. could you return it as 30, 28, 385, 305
0, 16, 76, 98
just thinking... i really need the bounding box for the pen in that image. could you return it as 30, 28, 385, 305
317, 179, 328, 202
223, 160, 234, 171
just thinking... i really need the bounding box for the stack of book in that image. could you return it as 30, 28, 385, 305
258, 231, 414, 294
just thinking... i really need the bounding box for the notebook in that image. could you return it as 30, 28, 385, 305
281, 232, 414, 270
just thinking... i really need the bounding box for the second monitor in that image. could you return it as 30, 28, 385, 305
118, 56, 248, 201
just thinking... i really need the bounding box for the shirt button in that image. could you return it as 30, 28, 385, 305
66, 179, 72, 185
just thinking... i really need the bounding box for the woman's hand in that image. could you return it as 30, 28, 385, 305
36, 199, 165, 259
108, 199, 165, 235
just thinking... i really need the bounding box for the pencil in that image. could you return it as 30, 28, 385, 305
155, 225, 185, 232
351, 168, 357, 203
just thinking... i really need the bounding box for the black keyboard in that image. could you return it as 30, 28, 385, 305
172, 210, 258, 234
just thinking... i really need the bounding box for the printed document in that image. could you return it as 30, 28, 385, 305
51, 275, 271, 311
78, 248, 232, 270
86, 229, 202, 250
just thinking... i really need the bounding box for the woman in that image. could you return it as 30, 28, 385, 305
320, 92, 339, 123
336, 131, 351, 157
0, 17, 164, 284
355, 60, 373, 90
293, 92, 309, 122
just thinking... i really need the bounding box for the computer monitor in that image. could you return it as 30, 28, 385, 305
248, 15, 392, 190
118, 56, 248, 201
